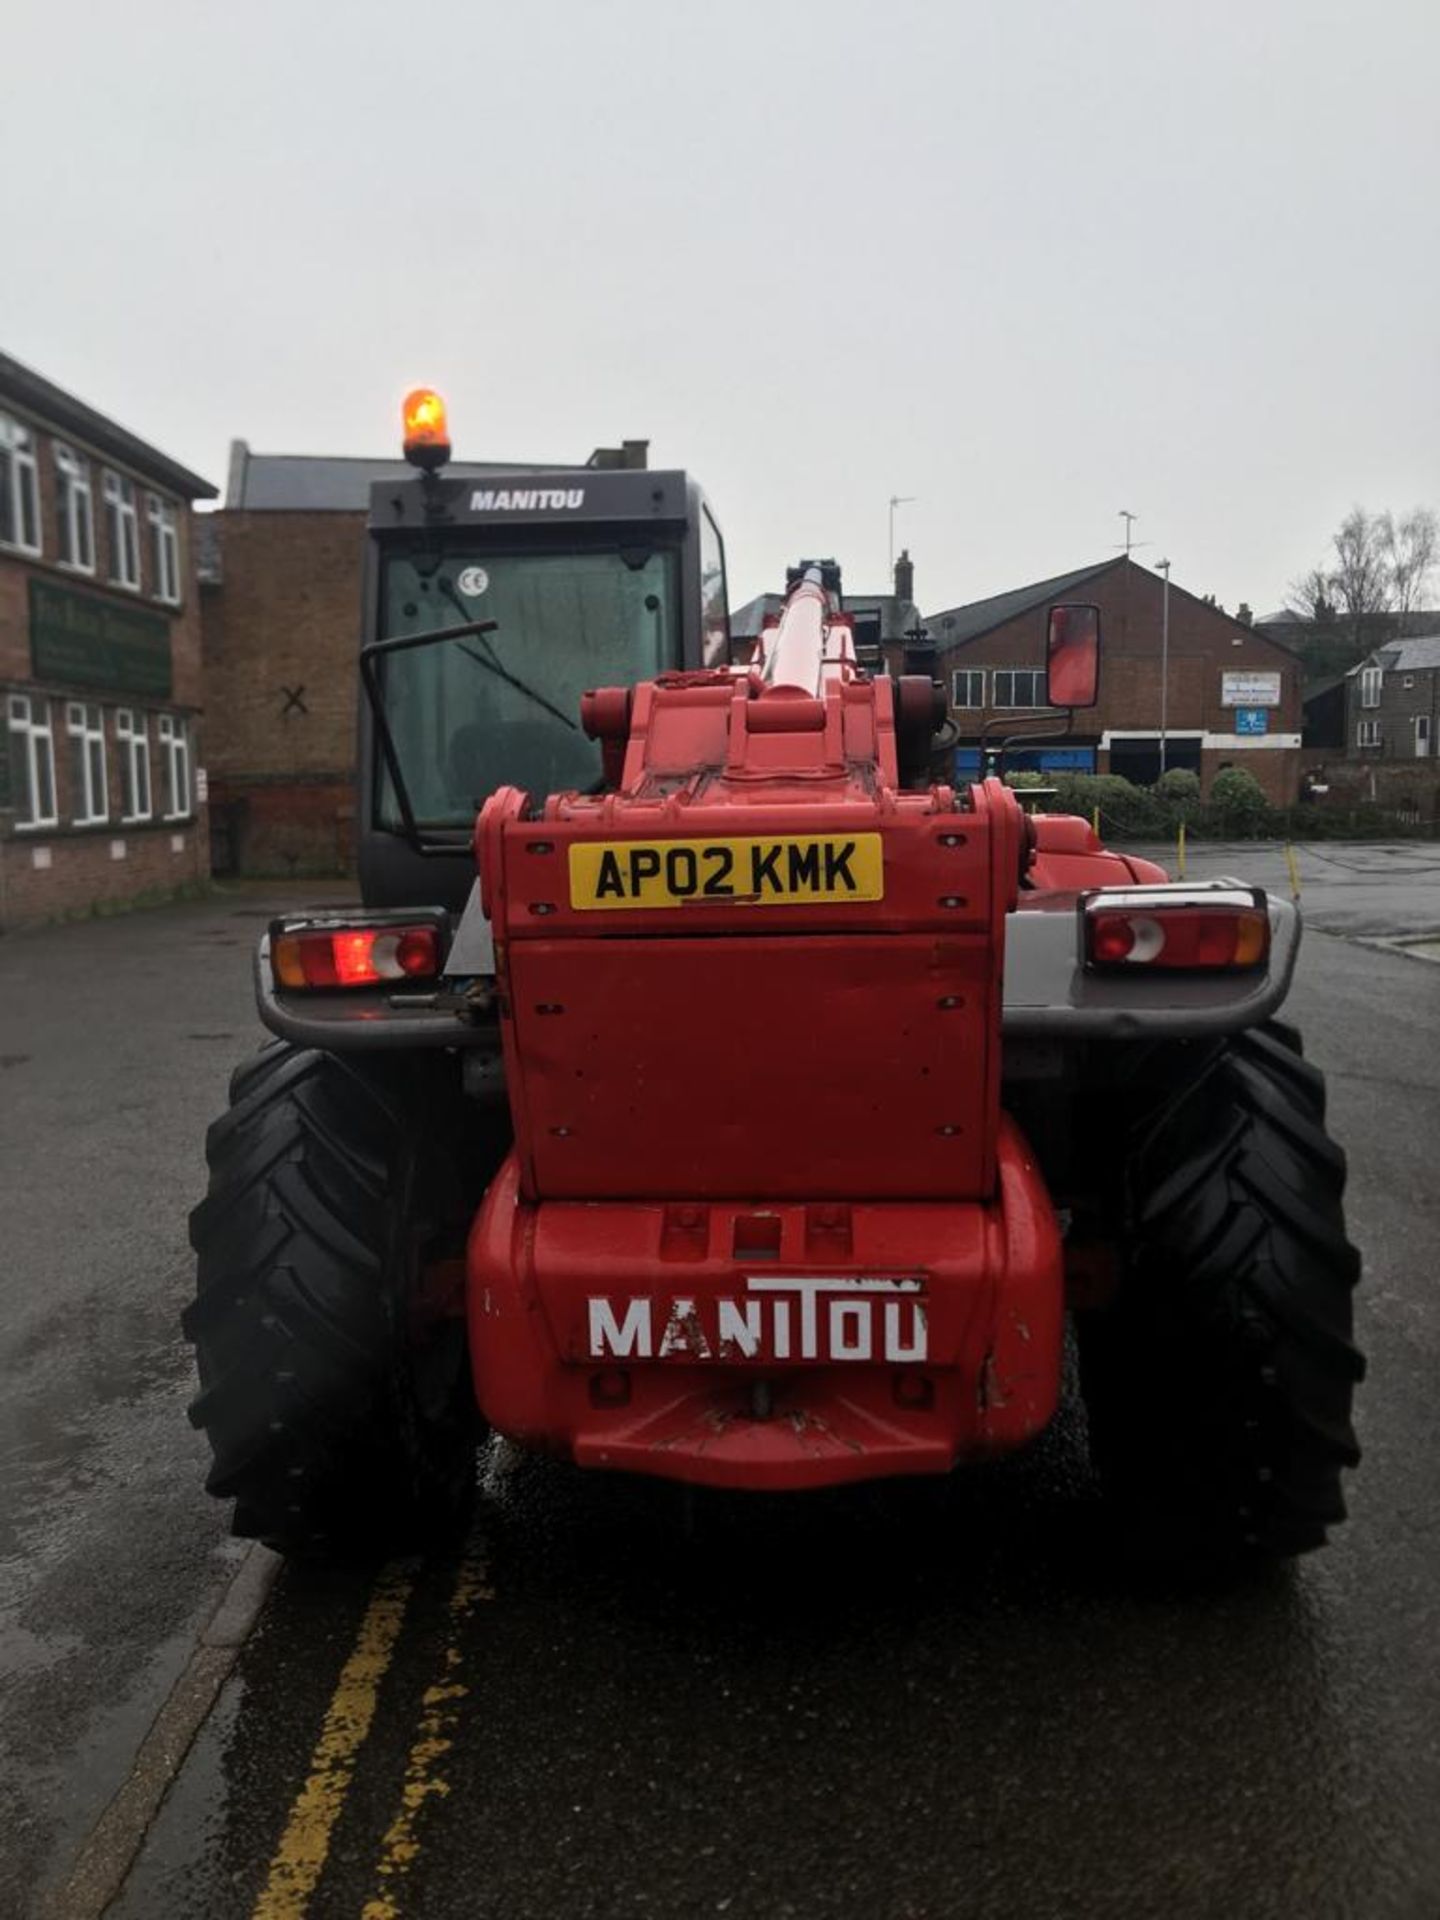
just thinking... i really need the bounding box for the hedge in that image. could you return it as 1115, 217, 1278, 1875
996, 769, 1437, 841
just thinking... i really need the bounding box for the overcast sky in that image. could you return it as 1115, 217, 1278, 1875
5, 0, 1436, 617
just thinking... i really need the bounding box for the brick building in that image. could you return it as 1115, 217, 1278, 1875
0, 353, 217, 931
1344, 634, 1438, 763
201, 436, 648, 875
927, 557, 1304, 802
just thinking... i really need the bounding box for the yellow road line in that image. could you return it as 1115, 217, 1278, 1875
250, 1562, 416, 1920
360, 1548, 493, 1920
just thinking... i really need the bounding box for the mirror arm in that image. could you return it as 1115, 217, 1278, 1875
979, 708, 1076, 780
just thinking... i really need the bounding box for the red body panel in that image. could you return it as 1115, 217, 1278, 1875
466, 1118, 1063, 1489
496, 930, 994, 1200
480, 776, 1025, 1207
1027, 814, 1169, 891
467, 579, 1067, 1490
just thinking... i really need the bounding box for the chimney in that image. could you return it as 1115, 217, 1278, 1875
894, 547, 914, 605
224, 438, 250, 509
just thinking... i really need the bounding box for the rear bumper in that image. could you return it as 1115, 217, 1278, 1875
466, 1118, 1064, 1491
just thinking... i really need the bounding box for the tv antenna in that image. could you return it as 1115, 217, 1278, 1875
1116, 509, 1150, 557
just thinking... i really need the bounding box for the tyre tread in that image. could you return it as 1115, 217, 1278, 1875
1079, 1018, 1363, 1564
185, 1043, 478, 1554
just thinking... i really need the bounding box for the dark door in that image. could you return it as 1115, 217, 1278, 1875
1108, 736, 1202, 785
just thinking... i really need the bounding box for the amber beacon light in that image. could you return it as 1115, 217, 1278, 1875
402, 387, 451, 471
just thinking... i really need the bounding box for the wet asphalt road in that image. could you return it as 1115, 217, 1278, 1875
0, 881, 350, 1913
4, 848, 1440, 1920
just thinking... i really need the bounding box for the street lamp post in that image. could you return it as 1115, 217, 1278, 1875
1156, 558, 1172, 776
889, 495, 915, 581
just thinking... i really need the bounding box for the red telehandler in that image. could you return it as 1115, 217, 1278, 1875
185, 399, 1361, 1570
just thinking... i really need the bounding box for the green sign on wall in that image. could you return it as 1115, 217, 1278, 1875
29, 578, 173, 698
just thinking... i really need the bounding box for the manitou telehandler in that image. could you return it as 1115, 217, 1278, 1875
185, 392, 1362, 1568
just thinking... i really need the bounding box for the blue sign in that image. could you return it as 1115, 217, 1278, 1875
1235, 708, 1269, 736
953, 746, 1097, 777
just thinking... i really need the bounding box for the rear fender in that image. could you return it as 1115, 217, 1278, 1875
251, 871, 1299, 1056
1003, 883, 1300, 1041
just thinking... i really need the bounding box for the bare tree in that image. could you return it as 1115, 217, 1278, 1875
1377, 507, 1438, 634
1329, 507, 1391, 644
1286, 566, 1337, 623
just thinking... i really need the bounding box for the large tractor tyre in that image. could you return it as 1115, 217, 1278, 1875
1077, 1021, 1363, 1567
227, 1035, 293, 1107
185, 1045, 482, 1556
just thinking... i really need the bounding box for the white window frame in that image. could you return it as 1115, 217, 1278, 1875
103, 470, 141, 589
1359, 666, 1382, 710
1416, 714, 1431, 759
157, 713, 192, 819
146, 492, 181, 605
0, 413, 42, 556
54, 443, 96, 573
951, 668, 985, 708
7, 693, 59, 829
115, 708, 152, 822
65, 702, 109, 824
992, 668, 1047, 709
1356, 718, 1382, 750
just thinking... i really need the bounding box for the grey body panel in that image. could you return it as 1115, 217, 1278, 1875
254, 934, 501, 1053
445, 881, 497, 974
367, 468, 691, 532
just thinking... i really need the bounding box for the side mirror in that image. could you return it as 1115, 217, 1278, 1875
1046, 603, 1100, 709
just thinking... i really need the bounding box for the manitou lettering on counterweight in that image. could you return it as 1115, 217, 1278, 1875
586, 1277, 928, 1364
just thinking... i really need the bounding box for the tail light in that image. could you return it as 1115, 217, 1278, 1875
1082, 888, 1270, 972
270, 915, 447, 991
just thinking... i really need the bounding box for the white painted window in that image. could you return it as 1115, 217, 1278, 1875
115, 708, 152, 821
158, 713, 192, 818
7, 693, 58, 828
951, 669, 985, 708
1356, 718, 1382, 750
103, 470, 141, 589
0, 414, 42, 555
992, 668, 1046, 708
55, 444, 96, 572
1359, 667, 1382, 709
1416, 715, 1431, 758
147, 493, 181, 604
66, 702, 108, 823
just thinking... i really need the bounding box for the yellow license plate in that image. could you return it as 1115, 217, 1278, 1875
568, 833, 884, 910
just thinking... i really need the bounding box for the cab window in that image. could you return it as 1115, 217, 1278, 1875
376, 545, 678, 830
700, 507, 730, 668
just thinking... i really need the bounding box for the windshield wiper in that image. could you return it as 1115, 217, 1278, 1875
358, 616, 583, 855
434, 577, 578, 733
456, 635, 578, 732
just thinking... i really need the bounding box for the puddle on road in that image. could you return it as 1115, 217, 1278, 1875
0, 1300, 194, 1573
